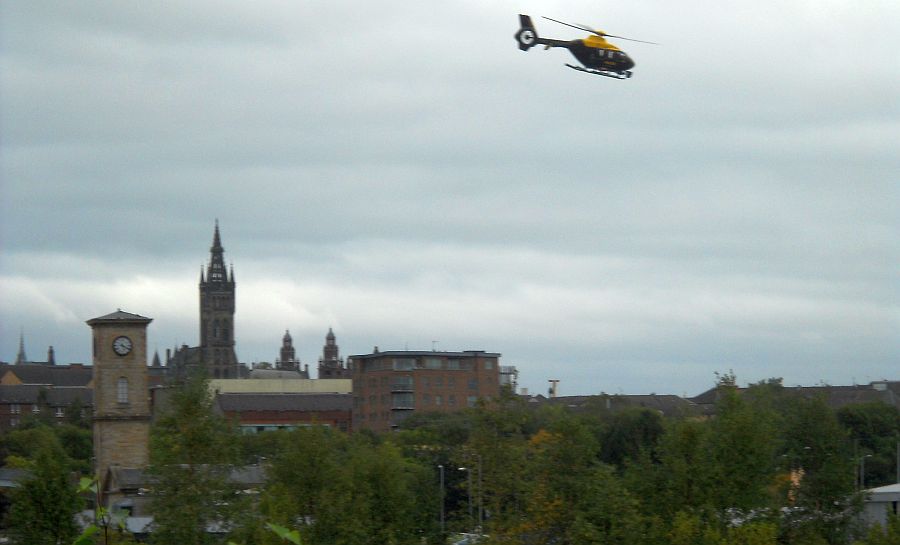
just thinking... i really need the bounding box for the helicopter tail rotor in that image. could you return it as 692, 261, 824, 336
515, 14, 539, 51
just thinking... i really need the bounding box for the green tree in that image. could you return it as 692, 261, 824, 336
780, 395, 857, 544
838, 403, 900, 489
5, 437, 82, 545
707, 386, 780, 512
598, 407, 664, 468
257, 428, 435, 545
148, 371, 244, 545
1, 423, 92, 474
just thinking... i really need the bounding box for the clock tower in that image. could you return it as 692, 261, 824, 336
87, 310, 153, 480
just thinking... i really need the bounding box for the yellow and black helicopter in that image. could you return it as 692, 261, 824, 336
514, 14, 656, 79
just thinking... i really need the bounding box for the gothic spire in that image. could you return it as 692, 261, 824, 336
206, 220, 228, 283
212, 218, 222, 250
14, 329, 28, 365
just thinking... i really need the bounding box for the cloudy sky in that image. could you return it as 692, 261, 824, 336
1, 1, 897, 397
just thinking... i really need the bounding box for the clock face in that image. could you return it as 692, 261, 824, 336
112, 336, 133, 356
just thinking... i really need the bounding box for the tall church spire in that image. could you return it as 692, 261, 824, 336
199, 220, 238, 379
207, 220, 227, 283
14, 329, 28, 365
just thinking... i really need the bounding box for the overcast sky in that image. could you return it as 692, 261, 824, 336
1, 1, 897, 397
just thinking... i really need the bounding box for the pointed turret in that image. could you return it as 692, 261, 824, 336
152, 350, 162, 367
278, 329, 299, 370
318, 327, 348, 378
47, 346, 55, 366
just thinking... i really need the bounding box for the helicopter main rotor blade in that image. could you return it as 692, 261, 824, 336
600, 34, 660, 45
542, 16, 659, 45
542, 16, 598, 35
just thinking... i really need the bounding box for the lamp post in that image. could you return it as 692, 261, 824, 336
860, 454, 873, 490
459, 466, 473, 532
438, 465, 445, 534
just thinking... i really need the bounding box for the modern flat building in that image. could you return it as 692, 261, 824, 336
349, 350, 501, 432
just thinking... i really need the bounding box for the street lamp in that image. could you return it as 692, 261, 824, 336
459, 466, 473, 532
438, 465, 445, 534
860, 454, 873, 490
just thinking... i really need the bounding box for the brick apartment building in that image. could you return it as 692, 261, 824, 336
350, 350, 501, 432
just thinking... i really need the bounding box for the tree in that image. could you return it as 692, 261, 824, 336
148, 371, 244, 545
780, 395, 857, 544
255, 428, 435, 545
599, 407, 665, 468
837, 403, 900, 489
706, 386, 780, 512
5, 437, 82, 545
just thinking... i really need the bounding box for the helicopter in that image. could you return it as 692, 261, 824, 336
514, 14, 656, 79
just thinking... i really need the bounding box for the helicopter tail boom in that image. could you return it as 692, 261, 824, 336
515, 14, 538, 50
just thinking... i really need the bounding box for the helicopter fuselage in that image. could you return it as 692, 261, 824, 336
567, 40, 635, 72
515, 14, 641, 78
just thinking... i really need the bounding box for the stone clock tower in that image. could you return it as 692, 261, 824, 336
87, 310, 153, 480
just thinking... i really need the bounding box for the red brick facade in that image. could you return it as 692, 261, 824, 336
350, 350, 501, 432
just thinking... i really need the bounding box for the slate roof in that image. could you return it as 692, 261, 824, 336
350, 350, 501, 359
0, 384, 92, 405
216, 392, 352, 412
104, 465, 266, 491
86, 310, 153, 324
688, 382, 900, 411
0, 363, 93, 387
0, 468, 30, 488
534, 394, 700, 418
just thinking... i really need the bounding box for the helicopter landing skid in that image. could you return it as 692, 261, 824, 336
565, 64, 631, 79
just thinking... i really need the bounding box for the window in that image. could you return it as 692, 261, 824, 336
420, 377, 430, 389
448, 377, 456, 388
446, 359, 460, 370
448, 395, 456, 407
422, 393, 431, 405
393, 358, 415, 371
468, 378, 479, 390
9, 418, 18, 428
392, 393, 414, 409
55, 407, 65, 418
435, 377, 444, 388
10, 404, 20, 415
467, 396, 478, 408
425, 358, 442, 370
435, 395, 442, 406
117, 377, 129, 404
484, 359, 494, 370
32, 405, 40, 414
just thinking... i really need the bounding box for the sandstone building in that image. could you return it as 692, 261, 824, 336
87, 310, 152, 481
